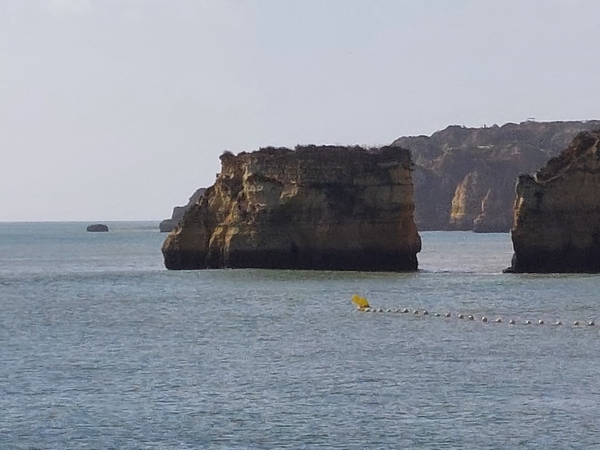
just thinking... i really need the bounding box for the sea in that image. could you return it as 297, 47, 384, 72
1, 222, 599, 449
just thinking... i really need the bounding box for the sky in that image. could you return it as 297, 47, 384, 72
1, 0, 599, 222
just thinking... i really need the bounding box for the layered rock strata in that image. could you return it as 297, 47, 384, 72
162, 145, 422, 271
507, 130, 600, 273
393, 120, 600, 232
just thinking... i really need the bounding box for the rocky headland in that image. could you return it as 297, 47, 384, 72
162, 145, 421, 271
506, 130, 600, 273
159, 188, 206, 232
393, 120, 600, 232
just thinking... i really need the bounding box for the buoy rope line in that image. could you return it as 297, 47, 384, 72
350, 295, 595, 327
356, 307, 595, 327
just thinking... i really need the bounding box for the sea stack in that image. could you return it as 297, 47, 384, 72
162, 145, 422, 271
507, 130, 600, 273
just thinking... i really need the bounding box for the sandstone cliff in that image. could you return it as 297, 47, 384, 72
159, 188, 206, 232
162, 145, 421, 271
393, 120, 600, 232
507, 130, 600, 273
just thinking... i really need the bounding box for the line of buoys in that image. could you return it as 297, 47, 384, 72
356, 305, 596, 327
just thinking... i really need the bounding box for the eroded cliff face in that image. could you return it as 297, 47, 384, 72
162, 145, 421, 271
393, 120, 600, 232
507, 130, 600, 273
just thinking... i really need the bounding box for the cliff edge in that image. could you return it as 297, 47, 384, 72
159, 188, 206, 232
393, 120, 600, 232
162, 145, 421, 271
507, 130, 600, 273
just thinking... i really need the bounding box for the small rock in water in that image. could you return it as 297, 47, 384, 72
434, 313, 440, 317
538, 319, 544, 325
86, 223, 109, 232
413, 310, 419, 315
509, 319, 515, 325
555, 321, 562, 325
481, 316, 488, 323
402, 308, 409, 313
573, 320, 580, 326
588, 321, 595, 326
444, 312, 451, 318
495, 318, 502, 323
458, 314, 464, 319
423, 310, 429, 315
524, 320, 532, 325
386, 309, 392, 313
467, 315, 474, 321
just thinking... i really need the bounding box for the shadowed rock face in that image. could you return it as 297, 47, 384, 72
393, 120, 600, 232
162, 145, 421, 271
159, 188, 206, 232
507, 130, 600, 273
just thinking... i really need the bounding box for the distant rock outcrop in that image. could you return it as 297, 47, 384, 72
86, 224, 109, 232
393, 120, 600, 232
159, 188, 206, 232
162, 145, 421, 271
506, 130, 600, 273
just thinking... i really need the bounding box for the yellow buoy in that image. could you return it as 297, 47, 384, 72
351, 294, 370, 309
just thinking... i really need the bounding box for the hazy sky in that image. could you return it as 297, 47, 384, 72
1, 0, 599, 222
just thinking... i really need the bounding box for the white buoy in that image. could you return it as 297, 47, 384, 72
538, 320, 544, 325
509, 319, 515, 325
495, 318, 502, 323
482, 316, 488, 323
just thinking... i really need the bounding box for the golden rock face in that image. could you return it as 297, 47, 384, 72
162, 145, 422, 271
507, 131, 600, 273
395, 120, 600, 232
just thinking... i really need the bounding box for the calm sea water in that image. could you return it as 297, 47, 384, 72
1, 222, 599, 449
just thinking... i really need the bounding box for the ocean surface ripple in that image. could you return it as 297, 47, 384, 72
1, 223, 599, 449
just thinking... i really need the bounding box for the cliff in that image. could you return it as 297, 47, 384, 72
506, 130, 600, 273
393, 120, 600, 232
162, 145, 422, 271
159, 188, 206, 232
